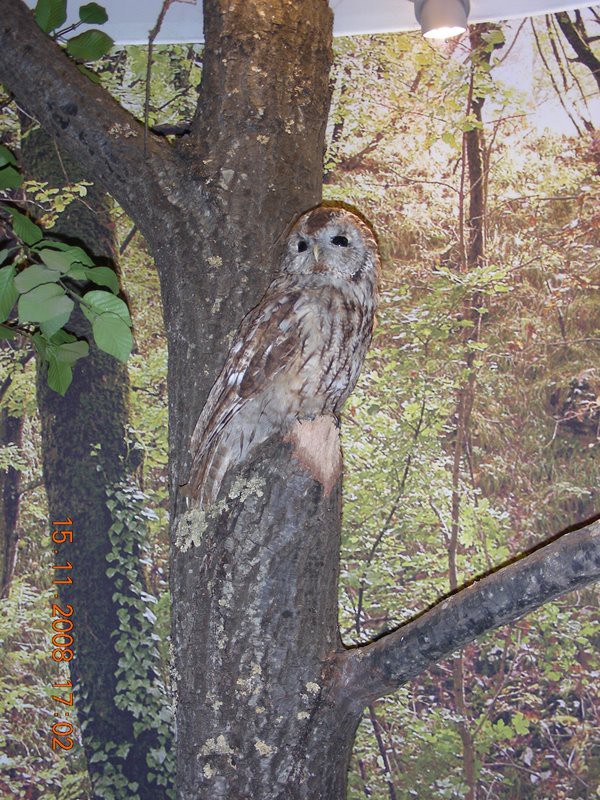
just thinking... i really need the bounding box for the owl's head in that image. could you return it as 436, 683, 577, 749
282, 207, 379, 286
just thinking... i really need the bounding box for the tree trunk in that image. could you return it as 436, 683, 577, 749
21, 124, 174, 799
166, 2, 339, 796
0, 404, 24, 597
173, 440, 364, 799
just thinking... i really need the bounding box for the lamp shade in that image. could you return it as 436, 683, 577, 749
413, 0, 471, 38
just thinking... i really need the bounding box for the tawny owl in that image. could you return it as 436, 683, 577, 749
185, 206, 379, 507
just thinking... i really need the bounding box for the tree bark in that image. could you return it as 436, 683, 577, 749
173, 438, 364, 799
0, 403, 24, 597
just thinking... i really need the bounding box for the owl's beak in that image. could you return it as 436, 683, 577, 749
312, 244, 320, 262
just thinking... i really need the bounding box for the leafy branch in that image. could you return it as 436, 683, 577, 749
0, 149, 133, 394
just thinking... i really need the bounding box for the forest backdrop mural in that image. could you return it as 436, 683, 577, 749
0, 4, 598, 799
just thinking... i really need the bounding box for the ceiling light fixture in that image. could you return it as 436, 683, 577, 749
412, 0, 470, 40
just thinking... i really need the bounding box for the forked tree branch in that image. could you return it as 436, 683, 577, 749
555, 11, 600, 91
0, 0, 194, 239
337, 518, 600, 706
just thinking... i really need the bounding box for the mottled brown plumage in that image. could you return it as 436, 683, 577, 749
186, 206, 379, 507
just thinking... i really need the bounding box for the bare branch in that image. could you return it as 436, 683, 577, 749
530, 18, 585, 137
144, 0, 180, 155
336, 518, 600, 706
0, 0, 191, 239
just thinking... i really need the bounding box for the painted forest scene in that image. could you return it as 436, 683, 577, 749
0, 2, 598, 799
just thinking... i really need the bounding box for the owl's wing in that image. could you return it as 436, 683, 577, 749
185, 280, 306, 504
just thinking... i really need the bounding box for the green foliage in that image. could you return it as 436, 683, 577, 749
0, 161, 134, 390
34, 0, 67, 34
328, 22, 598, 800
91, 312, 133, 362
99, 44, 203, 131
79, 2, 108, 24
83, 478, 175, 798
33, 0, 113, 65
6, 206, 43, 245
24, 178, 93, 227
0, 148, 21, 189
0, 264, 18, 322
66, 30, 114, 62
19, 282, 74, 323
0, 580, 91, 799
1, 11, 599, 800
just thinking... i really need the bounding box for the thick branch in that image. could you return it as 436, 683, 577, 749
556, 11, 600, 91
337, 518, 600, 706
0, 0, 191, 238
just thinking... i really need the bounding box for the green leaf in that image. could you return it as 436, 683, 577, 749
92, 312, 133, 362
441, 131, 457, 148
66, 265, 88, 280
79, 2, 108, 24
77, 64, 103, 84
34, 0, 67, 33
0, 250, 15, 267
33, 333, 47, 359
414, 51, 432, 67
56, 340, 89, 364
14, 264, 61, 293
66, 30, 113, 61
18, 283, 74, 324
82, 290, 131, 325
39, 244, 94, 269
512, 712, 530, 736
0, 326, 17, 340
0, 265, 18, 323
493, 719, 513, 741
47, 354, 73, 395
0, 166, 21, 190
39, 308, 73, 338
484, 28, 505, 47
38, 248, 77, 272
4, 207, 43, 246
48, 329, 76, 345
83, 267, 119, 293
0, 146, 17, 167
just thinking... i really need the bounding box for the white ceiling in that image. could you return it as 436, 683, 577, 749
24, 0, 595, 44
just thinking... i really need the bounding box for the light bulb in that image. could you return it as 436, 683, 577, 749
413, 0, 470, 40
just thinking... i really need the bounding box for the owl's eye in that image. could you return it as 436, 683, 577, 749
297, 239, 308, 253
331, 235, 349, 247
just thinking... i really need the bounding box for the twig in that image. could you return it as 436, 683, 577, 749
119, 224, 138, 255
144, 0, 178, 156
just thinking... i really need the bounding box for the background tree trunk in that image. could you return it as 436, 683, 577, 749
0, 402, 24, 596
21, 124, 173, 799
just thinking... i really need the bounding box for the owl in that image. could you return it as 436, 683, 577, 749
185, 206, 379, 508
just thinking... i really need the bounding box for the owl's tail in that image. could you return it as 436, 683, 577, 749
182, 393, 275, 508
182, 432, 233, 508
